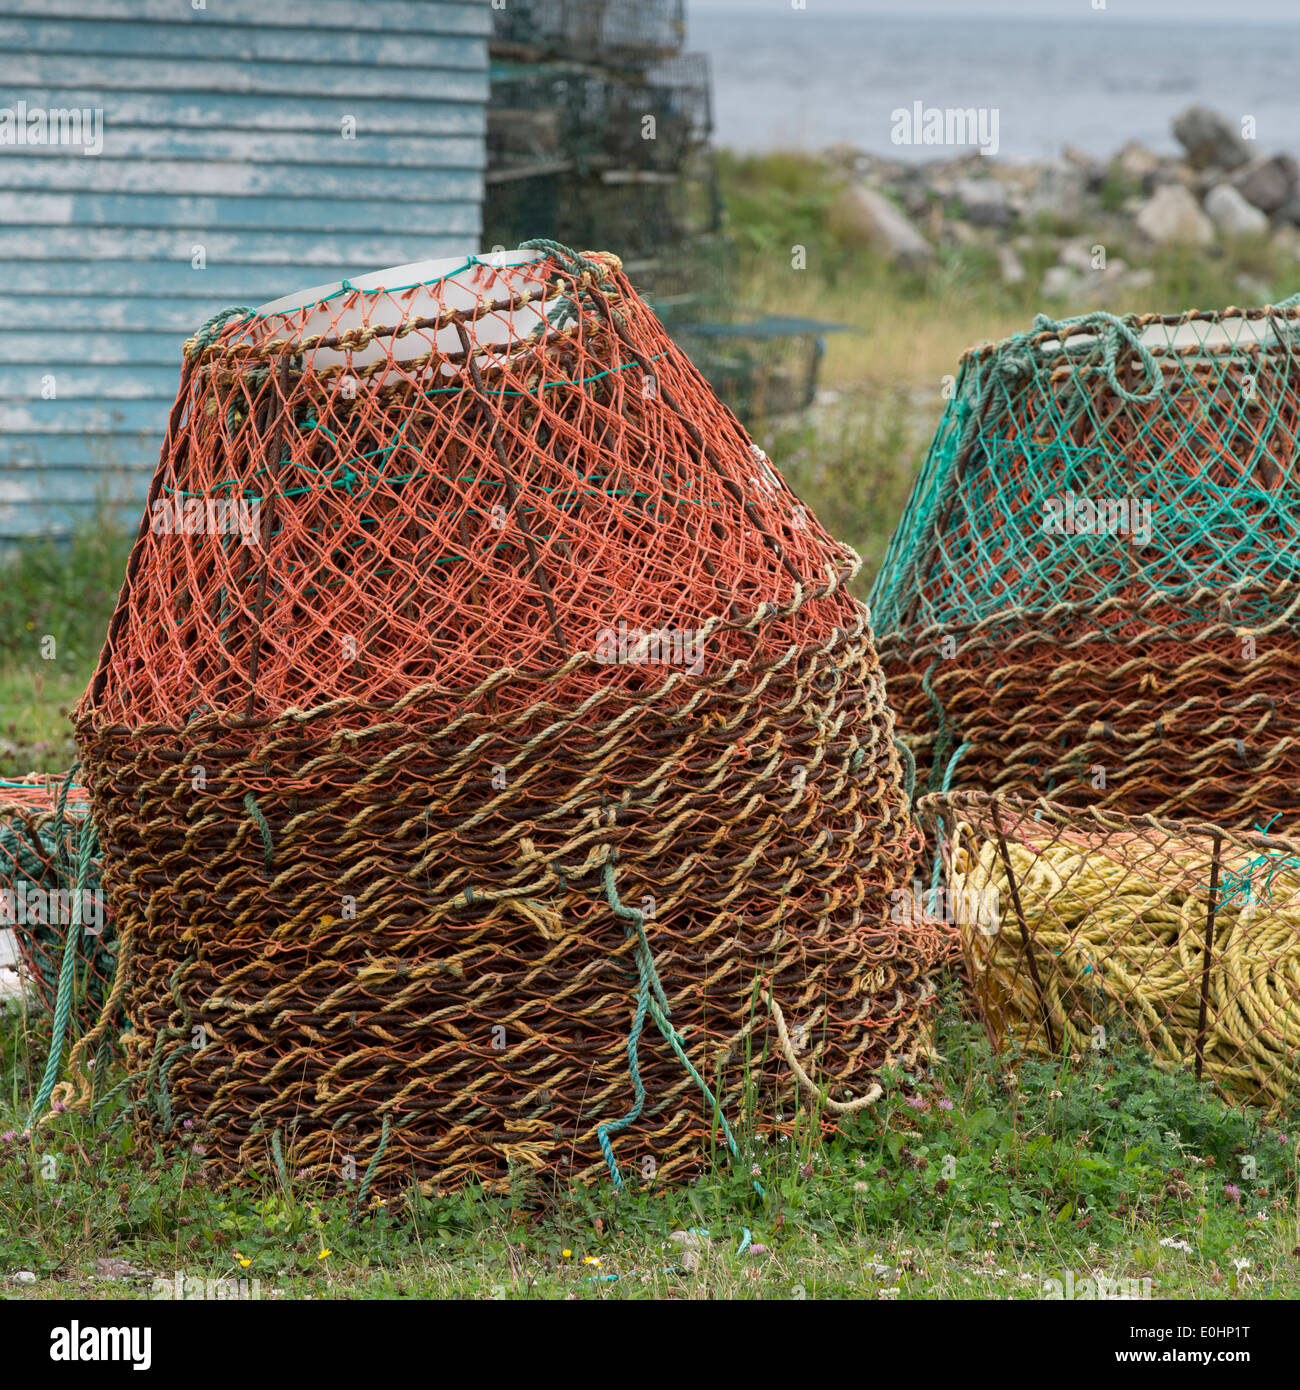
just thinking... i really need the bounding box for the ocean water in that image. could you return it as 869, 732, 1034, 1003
687, 2, 1300, 162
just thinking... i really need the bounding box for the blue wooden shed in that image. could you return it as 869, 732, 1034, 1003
0, 0, 489, 542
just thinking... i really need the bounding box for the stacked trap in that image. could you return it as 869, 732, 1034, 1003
0, 775, 112, 1030
871, 301, 1300, 825
921, 791, 1300, 1108
72, 244, 944, 1192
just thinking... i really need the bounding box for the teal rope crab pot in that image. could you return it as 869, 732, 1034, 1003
66, 245, 948, 1194
871, 295, 1300, 828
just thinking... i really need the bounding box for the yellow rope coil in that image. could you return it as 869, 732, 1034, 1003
947, 815, 1300, 1107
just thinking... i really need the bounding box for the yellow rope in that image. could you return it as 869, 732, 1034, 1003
948, 817, 1300, 1106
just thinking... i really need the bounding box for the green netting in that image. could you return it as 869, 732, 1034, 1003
870, 299, 1300, 644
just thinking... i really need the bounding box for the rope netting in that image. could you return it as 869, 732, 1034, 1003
0, 776, 114, 1031
89, 246, 855, 729
922, 791, 1300, 1108
70, 244, 946, 1192
871, 299, 1300, 823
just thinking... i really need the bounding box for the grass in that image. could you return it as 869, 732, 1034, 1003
0, 522, 130, 777
2, 987, 1297, 1300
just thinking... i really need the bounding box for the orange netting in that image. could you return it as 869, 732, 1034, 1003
90, 247, 856, 728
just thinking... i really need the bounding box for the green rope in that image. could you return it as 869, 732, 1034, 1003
23, 813, 99, 1132
893, 737, 917, 805
185, 306, 256, 359
243, 792, 274, 869
352, 1113, 392, 1217
599, 859, 761, 1197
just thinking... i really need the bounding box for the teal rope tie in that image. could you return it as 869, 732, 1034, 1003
518, 237, 607, 332
352, 1113, 392, 1217
893, 736, 917, 805
186, 305, 256, 359
921, 658, 952, 793
1030, 309, 1164, 404
928, 741, 972, 902
598, 860, 762, 1198
243, 793, 274, 869
24, 812, 99, 1132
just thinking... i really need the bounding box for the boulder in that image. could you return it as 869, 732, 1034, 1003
1231, 154, 1299, 214
997, 244, 1027, 286
1041, 265, 1083, 300
953, 177, 1012, 227
1135, 184, 1215, 246
1024, 161, 1086, 224
1204, 183, 1269, 236
1114, 141, 1163, 189
832, 184, 934, 269
1172, 106, 1251, 171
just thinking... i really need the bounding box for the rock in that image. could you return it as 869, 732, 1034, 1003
831, 184, 933, 269
953, 177, 1012, 227
1135, 184, 1215, 246
1273, 196, 1300, 229
1172, 105, 1251, 171
997, 244, 1027, 286
1204, 183, 1269, 236
13, 1271, 36, 1283
1271, 224, 1300, 258
669, 1229, 709, 1273
1231, 154, 1299, 214
1059, 238, 1101, 273
1024, 161, 1086, 224
1113, 141, 1162, 190
668, 1229, 710, 1251
1041, 265, 1084, 300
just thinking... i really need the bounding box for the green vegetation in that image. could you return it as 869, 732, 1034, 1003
2, 989, 1295, 1299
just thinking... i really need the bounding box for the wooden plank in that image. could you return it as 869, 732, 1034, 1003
0, 331, 179, 364
0, 432, 164, 466
0, 191, 481, 235
1, 52, 489, 99
0, 399, 171, 433
0, 296, 240, 332
3, 253, 474, 296
0, 158, 485, 201
0, 17, 488, 68
0, 501, 144, 542
0, 226, 484, 265
0, 0, 492, 38
4, 88, 487, 135
0, 364, 198, 402
0, 127, 485, 169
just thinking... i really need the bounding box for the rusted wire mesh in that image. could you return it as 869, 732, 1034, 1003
920, 790, 1300, 1107
872, 300, 1300, 824
0, 776, 114, 1028
72, 245, 944, 1192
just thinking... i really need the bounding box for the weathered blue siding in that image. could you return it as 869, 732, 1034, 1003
0, 0, 489, 540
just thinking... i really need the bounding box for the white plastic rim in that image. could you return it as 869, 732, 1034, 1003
244, 249, 552, 374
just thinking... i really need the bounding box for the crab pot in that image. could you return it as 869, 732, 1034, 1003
76, 246, 944, 1193
871, 301, 1300, 826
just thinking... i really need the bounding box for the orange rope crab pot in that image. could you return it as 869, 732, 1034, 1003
70, 244, 946, 1194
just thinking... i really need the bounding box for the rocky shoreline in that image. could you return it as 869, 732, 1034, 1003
826, 105, 1300, 307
